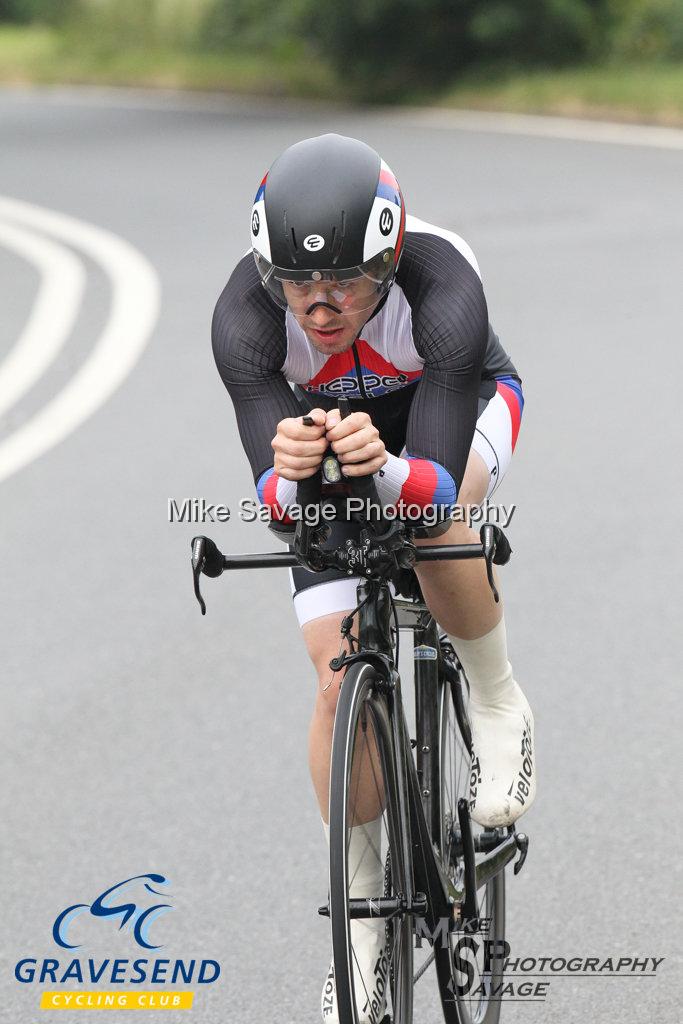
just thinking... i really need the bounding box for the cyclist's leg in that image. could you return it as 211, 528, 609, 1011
414, 376, 536, 827
301, 603, 355, 823
413, 446, 498, 639
292, 568, 388, 1023
292, 570, 383, 826
413, 374, 522, 637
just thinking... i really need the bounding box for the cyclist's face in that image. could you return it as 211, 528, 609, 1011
281, 278, 379, 354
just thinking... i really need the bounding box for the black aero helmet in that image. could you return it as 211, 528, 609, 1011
250, 134, 405, 316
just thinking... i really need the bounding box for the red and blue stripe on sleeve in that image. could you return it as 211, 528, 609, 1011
494, 375, 524, 452
374, 452, 457, 514
256, 467, 297, 523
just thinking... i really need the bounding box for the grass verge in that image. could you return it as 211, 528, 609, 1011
1, 25, 682, 126
440, 63, 683, 126
0, 25, 335, 97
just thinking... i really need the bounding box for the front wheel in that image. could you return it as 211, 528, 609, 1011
433, 655, 506, 1024
328, 661, 414, 1024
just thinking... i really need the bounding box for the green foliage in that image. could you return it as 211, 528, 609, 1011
199, 0, 603, 100
607, 0, 683, 60
3, 0, 682, 99
0, 0, 75, 24
296, 0, 470, 100
199, 0, 309, 52
468, 0, 597, 63
62, 0, 214, 52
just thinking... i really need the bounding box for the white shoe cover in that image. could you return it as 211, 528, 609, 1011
321, 926, 388, 1024
468, 680, 536, 827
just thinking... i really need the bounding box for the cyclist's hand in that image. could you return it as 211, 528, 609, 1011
325, 409, 388, 477
271, 409, 328, 480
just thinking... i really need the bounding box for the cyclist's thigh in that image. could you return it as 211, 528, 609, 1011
417, 373, 525, 550
290, 521, 365, 692
469, 374, 524, 501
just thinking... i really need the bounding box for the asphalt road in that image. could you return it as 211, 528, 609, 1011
1, 87, 682, 1023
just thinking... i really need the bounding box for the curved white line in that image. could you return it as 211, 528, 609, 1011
0, 220, 86, 418
0, 197, 161, 484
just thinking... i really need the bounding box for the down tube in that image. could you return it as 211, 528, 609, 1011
413, 618, 442, 844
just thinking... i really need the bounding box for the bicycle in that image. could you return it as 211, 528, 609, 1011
191, 407, 529, 1024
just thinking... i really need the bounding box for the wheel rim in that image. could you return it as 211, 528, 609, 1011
332, 667, 413, 1024
436, 666, 505, 1024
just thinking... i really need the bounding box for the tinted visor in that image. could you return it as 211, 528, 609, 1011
254, 250, 395, 317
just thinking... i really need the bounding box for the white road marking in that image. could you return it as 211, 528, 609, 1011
0, 219, 85, 418
0, 197, 161, 484
2, 84, 683, 151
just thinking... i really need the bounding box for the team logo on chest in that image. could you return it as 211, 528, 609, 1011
304, 340, 422, 398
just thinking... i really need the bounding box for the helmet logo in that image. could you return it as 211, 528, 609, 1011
379, 208, 394, 236
251, 209, 260, 236
303, 234, 325, 252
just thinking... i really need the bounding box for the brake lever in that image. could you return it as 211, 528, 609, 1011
513, 830, 529, 875
490, 524, 512, 565
480, 524, 500, 603
191, 536, 225, 615
479, 524, 513, 602
191, 537, 207, 615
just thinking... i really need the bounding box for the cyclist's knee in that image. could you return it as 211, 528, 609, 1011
315, 672, 343, 721
416, 449, 489, 548
458, 448, 489, 508
302, 611, 351, 717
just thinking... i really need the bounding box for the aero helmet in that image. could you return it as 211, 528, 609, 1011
250, 134, 405, 317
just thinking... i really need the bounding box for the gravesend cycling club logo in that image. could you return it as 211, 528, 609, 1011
53, 873, 172, 950
14, 872, 221, 1011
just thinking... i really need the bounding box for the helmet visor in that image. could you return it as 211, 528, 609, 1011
254, 250, 395, 318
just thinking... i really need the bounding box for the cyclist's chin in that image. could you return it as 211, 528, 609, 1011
303, 324, 355, 354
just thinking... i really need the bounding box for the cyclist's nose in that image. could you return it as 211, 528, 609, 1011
308, 301, 340, 325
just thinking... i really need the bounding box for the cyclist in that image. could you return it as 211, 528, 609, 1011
212, 133, 536, 1023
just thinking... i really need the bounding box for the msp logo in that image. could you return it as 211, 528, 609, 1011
53, 873, 172, 950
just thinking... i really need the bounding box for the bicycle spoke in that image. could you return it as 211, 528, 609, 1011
413, 948, 435, 984
350, 935, 373, 1011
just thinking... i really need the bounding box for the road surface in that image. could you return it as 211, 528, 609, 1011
1, 86, 681, 1022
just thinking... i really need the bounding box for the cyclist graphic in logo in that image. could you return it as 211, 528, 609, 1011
53, 873, 172, 950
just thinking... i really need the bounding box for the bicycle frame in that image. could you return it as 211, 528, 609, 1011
190, 523, 527, 934
347, 579, 521, 939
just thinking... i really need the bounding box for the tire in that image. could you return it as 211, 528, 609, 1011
433, 654, 506, 1024
329, 661, 414, 1024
